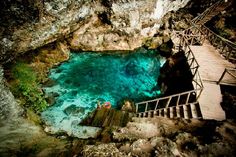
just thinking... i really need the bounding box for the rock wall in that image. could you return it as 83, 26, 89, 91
0, 66, 22, 121
0, 0, 190, 64
69, 0, 190, 51
82, 117, 236, 157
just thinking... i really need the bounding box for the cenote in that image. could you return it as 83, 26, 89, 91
41, 48, 164, 137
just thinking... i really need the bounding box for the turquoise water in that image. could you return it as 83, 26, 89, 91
41, 48, 163, 137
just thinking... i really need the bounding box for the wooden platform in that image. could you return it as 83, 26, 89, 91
190, 42, 235, 83
190, 41, 235, 120
81, 108, 134, 127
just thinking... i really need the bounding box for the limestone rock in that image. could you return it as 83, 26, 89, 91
151, 137, 181, 157
0, 0, 191, 63
113, 120, 161, 141
82, 143, 127, 157
130, 139, 154, 156
0, 66, 23, 120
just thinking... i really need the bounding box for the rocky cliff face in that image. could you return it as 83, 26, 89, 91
69, 0, 190, 51
0, 66, 22, 120
0, 0, 190, 64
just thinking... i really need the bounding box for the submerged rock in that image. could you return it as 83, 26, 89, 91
63, 105, 86, 116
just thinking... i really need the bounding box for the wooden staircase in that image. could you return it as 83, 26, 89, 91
135, 0, 235, 120
136, 102, 202, 119
192, 0, 233, 25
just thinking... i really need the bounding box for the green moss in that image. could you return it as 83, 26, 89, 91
9, 62, 47, 113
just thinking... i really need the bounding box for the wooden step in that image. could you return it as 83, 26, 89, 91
140, 113, 144, 118
153, 110, 158, 116
183, 105, 191, 119
194, 103, 203, 118
102, 109, 115, 127
136, 113, 140, 117
190, 103, 202, 118
163, 108, 168, 118
169, 107, 174, 118
187, 104, 193, 118
176, 106, 181, 118
85, 108, 133, 127
92, 108, 109, 127
160, 109, 164, 117
173, 107, 177, 117
150, 111, 154, 118
179, 106, 184, 118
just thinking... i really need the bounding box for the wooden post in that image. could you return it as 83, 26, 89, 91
177, 95, 180, 106
165, 97, 171, 108
136, 104, 139, 113
145, 103, 148, 112
218, 69, 227, 84
191, 37, 194, 45
226, 47, 232, 60
186, 92, 191, 104
154, 100, 159, 110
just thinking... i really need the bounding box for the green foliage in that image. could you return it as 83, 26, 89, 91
10, 62, 47, 113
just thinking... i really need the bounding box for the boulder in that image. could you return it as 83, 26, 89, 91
121, 100, 135, 112
130, 139, 154, 156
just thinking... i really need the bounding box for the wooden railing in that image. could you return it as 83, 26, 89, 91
135, 87, 202, 113
135, 0, 234, 114
199, 25, 236, 62
182, 26, 206, 45
135, 34, 204, 113
218, 68, 236, 86
135, 70, 203, 113
177, 24, 236, 63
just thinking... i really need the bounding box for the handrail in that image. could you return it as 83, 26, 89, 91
200, 25, 236, 47
135, 33, 204, 113
179, 24, 236, 62
199, 25, 236, 62
218, 68, 236, 85
137, 101, 200, 117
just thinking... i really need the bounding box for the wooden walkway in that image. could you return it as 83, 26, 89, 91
190, 41, 235, 120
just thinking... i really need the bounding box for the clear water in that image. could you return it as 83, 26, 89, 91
41, 48, 164, 138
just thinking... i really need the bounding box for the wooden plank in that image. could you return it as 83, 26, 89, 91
199, 82, 225, 120
189, 41, 233, 121
190, 42, 234, 82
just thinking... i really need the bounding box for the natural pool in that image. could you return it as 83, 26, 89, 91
41, 48, 164, 138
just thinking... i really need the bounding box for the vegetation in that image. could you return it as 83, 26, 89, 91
9, 62, 47, 113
